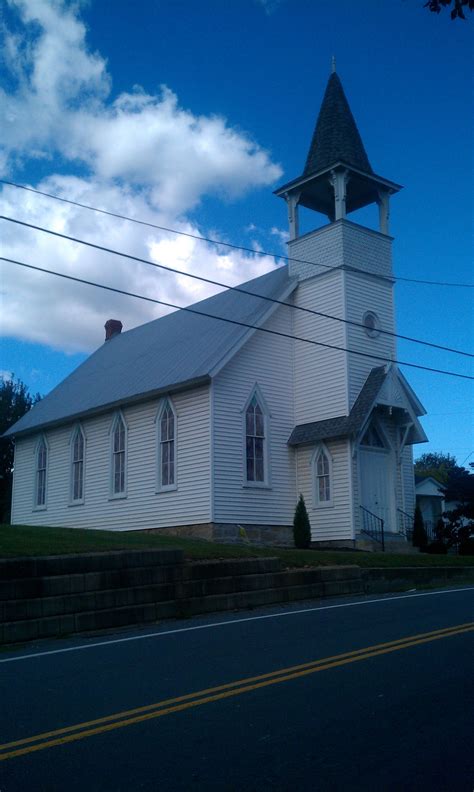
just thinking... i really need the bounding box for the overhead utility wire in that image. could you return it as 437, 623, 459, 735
1, 256, 473, 382
1, 179, 473, 289
2, 215, 472, 361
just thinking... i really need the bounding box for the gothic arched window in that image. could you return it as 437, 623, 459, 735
157, 399, 176, 490
111, 413, 127, 496
35, 436, 48, 508
312, 445, 333, 508
70, 425, 85, 503
245, 392, 267, 484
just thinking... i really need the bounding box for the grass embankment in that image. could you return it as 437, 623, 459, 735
1, 524, 474, 569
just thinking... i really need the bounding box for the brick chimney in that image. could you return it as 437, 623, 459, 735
104, 319, 123, 341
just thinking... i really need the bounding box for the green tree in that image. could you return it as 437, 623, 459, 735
425, 0, 473, 20
293, 494, 311, 549
415, 452, 474, 507
414, 452, 457, 484
0, 375, 41, 522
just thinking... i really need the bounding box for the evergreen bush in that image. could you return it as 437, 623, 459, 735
412, 505, 428, 550
293, 494, 311, 549
458, 537, 474, 556
426, 540, 448, 555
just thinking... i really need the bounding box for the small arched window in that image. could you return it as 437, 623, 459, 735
71, 426, 85, 503
35, 437, 48, 508
312, 445, 333, 508
245, 393, 266, 483
111, 413, 127, 496
158, 399, 176, 490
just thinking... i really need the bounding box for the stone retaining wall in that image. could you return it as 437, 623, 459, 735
1, 549, 472, 646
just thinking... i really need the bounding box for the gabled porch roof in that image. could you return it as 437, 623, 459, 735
288, 364, 427, 447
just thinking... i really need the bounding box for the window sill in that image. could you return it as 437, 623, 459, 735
68, 500, 85, 507
108, 493, 127, 501
313, 501, 334, 510
33, 505, 47, 512
242, 483, 272, 490
156, 485, 178, 494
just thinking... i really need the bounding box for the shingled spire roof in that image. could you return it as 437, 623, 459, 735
304, 72, 373, 177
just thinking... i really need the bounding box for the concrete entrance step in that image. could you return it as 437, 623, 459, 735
355, 534, 420, 554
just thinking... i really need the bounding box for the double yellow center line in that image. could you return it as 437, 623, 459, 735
1, 621, 472, 762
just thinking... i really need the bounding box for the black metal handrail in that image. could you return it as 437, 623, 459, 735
360, 506, 385, 552
397, 507, 414, 541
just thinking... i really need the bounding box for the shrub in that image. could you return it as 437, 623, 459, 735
458, 537, 474, 556
412, 506, 428, 550
293, 494, 311, 549
426, 540, 448, 555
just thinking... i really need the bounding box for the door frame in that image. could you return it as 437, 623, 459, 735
358, 422, 397, 533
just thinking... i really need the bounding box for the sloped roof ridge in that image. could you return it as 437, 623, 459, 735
5, 265, 293, 437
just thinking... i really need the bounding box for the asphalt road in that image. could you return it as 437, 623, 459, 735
1, 586, 473, 791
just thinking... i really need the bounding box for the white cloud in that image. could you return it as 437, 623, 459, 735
1, 1, 281, 214
270, 225, 290, 250
1, 176, 278, 352
0, 0, 284, 353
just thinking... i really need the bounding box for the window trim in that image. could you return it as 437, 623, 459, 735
311, 443, 334, 509
241, 385, 271, 489
155, 398, 178, 493
33, 435, 49, 511
69, 424, 86, 506
109, 411, 128, 500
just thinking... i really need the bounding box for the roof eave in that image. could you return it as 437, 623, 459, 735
4, 375, 211, 440
274, 163, 402, 198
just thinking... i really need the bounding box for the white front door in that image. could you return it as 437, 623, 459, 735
359, 448, 394, 532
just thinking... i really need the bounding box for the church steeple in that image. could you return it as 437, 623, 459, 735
303, 72, 373, 178
275, 69, 401, 239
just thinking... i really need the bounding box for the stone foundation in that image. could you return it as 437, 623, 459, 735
144, 522, 293, 547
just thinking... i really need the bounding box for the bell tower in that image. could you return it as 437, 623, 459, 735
275, 67, 402, 419
275, 64, 401, 241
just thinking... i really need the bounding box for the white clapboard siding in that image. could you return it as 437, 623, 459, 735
351, 449, 361, 535
345, 270, 396, 408
293, 269, 347, 423
288, 222, 345, 281
11, 386, 211, 531
296, 439, 353, 541
402, 445, 416, 515
213, 305, 296, 525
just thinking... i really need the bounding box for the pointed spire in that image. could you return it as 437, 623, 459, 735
304, 72, 373, 177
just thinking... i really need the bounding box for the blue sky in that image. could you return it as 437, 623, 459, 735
0, 0, 473, 465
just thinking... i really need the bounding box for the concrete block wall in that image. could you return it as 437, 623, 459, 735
0, 549, 363, 645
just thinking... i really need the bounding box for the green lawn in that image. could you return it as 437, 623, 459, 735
1, 524, 473, 568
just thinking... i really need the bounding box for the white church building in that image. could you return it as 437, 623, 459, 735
7, 70, 428, 548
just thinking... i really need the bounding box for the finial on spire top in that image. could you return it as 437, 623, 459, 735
331, 55, 336, 74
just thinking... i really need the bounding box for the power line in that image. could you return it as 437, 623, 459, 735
1, 255, 473, 382
2, 214, 473, 360
1, 178, 473, 289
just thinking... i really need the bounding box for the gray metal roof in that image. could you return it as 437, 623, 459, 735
288, 366, 387, 446
6, 266, 296, 437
